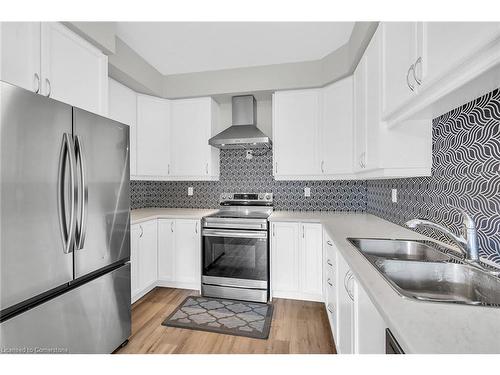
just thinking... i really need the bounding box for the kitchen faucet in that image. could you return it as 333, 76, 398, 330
405, 204, 480, 264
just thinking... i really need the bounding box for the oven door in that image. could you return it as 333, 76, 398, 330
202, 228, 268, 289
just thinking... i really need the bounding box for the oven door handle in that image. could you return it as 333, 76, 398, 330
202, 229, 268, 239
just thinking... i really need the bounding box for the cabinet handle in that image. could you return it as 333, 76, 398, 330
327, 278, 333, 287
273, 224, 275, 237
34, 73, 40, 93
139, 225, 143, 238
406, 65, 415, 92
195, 222, 198, 234
327, 259, 333, 267
321, 160, 324, 173
205, 163, 208, 174
302, 225, 305, 238
167, 164, 170, 175
275, 162, 278, 174
327, 240, 333, 247
413, 57, 422, 85
170, 221, 174, 233
45, 78, 51, 97
327, 304, 334, 314
344, 270, 354, 301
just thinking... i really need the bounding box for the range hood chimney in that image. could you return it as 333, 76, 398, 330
208, 95, 271, 149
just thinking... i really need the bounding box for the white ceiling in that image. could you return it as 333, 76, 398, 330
115, 22, 354, 75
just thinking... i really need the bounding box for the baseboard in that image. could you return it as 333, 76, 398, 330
156, 279, 201, 291
131, 282, 157, 304
271, 290, 323, 302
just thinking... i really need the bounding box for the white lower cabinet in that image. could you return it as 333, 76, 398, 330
157, 219, 201, 290
271, 221, 323, 301
131, 220, 158, 303
324, 230, 387, 354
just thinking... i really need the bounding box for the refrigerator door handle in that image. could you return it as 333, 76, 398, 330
57, 133, 77, 254
74, 135, 88, 250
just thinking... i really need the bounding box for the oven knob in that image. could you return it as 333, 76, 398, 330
258, 193, 264, 199
265, 193, 271, 200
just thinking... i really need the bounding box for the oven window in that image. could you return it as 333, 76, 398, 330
203, 235, 268, 281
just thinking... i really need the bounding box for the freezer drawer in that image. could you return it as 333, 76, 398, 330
0, 264, 131, 354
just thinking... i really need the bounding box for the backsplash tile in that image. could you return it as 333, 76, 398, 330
131, 148, 367, 211
367, 89, 500, 264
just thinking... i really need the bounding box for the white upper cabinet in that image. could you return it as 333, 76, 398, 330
273, 89, 321, 178
353, 53, 368, 173
170, 97, 219, 180
0, 22, 107, 115
422, 22, 500, 86
0, 22, 41, 92
136, 94, 171, 177
108, 78, 138, 176
380, 21, 500, 127
381, 22, 421, 117
40, 22, 108, 115
321, 76, 354, 176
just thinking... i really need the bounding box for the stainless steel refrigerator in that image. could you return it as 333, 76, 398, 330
0, 81, 131, 354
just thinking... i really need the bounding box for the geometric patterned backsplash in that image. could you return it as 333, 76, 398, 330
131, 88, 500, 264
131, 147, 367, 211
367, 88, 500, 264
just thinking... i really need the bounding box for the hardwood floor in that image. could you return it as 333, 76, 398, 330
116, 287, 336, 354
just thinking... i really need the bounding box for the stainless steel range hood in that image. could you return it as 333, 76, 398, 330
209, 95, 271, 149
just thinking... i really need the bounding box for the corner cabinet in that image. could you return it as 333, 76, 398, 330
271, 221, 323, 301
0, 22, 108, 115
108, 78, 138, 176
136, 94, 171, 178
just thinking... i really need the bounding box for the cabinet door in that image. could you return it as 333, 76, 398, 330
422, 22, 500, 86
381, 22, 419, 116
353, 54, 367, 172
108, 78, 137, 175
170, 98, 211, 177
336, 253, 354, 354
130, 224, 141, 298
364, 27, 382, 171
353, 278, 386, 354
40, 22, 107, 115
138, 220, 158, 291
273, 89, 321, 177
158, 219, 175, 282
271, 222, 300, 294
174, 220, 200, 286
300, 223, 323, 298
0, 22, 41, 92
136, 94, 171, 177
320, 77, 354, 175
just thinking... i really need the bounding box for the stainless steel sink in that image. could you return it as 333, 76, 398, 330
348, 238, 453, 262
373, 258, 500, 306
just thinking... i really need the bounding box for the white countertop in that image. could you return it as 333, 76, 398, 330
130, 208, 218, 224
270, 211, 500, 354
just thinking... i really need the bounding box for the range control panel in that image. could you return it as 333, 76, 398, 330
219, 192, 273, 205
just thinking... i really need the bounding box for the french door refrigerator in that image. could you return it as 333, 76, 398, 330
0, 81, 131, 354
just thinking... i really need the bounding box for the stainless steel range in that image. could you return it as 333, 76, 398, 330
201, 193, 273, 303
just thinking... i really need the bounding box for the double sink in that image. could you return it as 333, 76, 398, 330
348, 238, 500, 307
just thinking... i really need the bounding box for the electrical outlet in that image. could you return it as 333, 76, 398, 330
304, 187, 311, 197
188, 187, 193, 196
391, 189, 398, 203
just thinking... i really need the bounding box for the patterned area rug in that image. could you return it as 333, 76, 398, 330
162, 296, 273, 339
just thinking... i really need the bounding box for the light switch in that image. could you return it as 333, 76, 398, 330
304, 187, 311, 197
188, 187, 194, 196
391, 189, 398, 203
